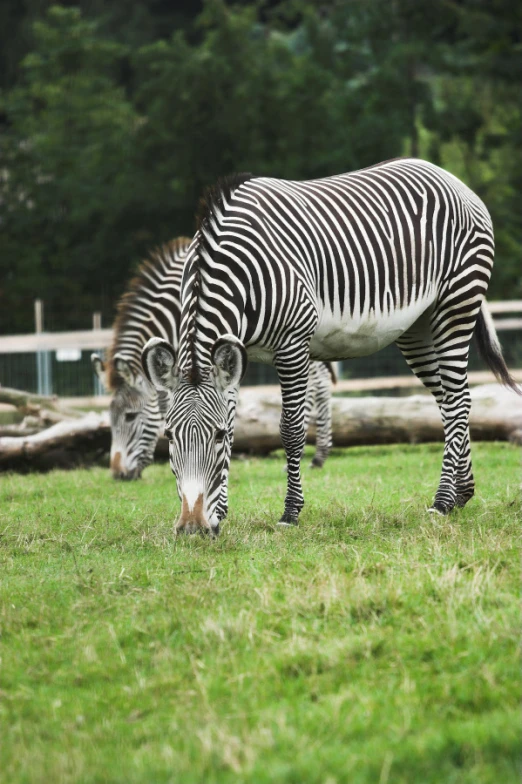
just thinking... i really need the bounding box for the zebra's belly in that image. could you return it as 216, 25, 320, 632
309, 295, 434, 360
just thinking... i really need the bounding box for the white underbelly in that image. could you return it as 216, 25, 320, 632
309, 295, 435, 360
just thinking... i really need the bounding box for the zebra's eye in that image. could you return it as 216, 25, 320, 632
164, 428, 173, 441
125, 412, 139, 422
215, 428, 226, 442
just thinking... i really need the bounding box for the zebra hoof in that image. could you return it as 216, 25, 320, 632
310, 457, 324, 469
427, 501, 452, 516
455, 490, 474, 508
278, 512, 299, 527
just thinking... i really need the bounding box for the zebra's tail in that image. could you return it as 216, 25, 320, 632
474, 301, 521, 395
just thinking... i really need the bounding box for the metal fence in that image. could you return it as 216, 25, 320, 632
0, 301, 520, 397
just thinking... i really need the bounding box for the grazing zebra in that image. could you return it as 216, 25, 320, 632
142, 157, 520, 535
91, 237, 190, 479
92, 238, 334, 480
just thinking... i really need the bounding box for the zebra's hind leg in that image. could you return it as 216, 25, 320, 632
430, 377, 472, 515
428, 299, 479, 514
310, 362, 333, 468
396, 327, 475, 512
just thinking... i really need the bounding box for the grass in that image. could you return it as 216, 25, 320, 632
0, 442, 520, 784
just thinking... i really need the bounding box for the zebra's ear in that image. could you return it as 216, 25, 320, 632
211, 335, 247, 392
141, 338, 178, 392
91, 354, 107, 388
112, 353, 137, 387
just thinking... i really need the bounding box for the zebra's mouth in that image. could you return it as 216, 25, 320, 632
113, 468, 142, 481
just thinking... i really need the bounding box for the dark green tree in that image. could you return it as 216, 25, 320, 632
0, 6, 142, 331
0, 0, 520, 335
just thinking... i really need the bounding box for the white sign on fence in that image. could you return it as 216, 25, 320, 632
56, 348, 82, 362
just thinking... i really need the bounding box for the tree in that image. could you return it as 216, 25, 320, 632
0, 7, 142, 332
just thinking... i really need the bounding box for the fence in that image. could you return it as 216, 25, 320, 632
0, 301, 520, 397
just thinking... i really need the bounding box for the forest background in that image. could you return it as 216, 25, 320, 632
0, 0, 520, 335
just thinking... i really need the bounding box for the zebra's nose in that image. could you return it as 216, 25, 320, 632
110, 451, 137, 480
111, 451, 123, 478
176, 493, 212, 534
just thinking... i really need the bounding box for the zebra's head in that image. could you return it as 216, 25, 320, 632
142, 335, 247, 534
91, 353, 166, 480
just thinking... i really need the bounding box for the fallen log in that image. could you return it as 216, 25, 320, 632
0, 412, 110, 471
231, 383, 522, 453
0, 386, 82, 420
0, 384, 519, 471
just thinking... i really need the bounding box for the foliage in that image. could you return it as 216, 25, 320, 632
0, 7, 141, 332
0, 443, 520, 782
0, 0, 520, 334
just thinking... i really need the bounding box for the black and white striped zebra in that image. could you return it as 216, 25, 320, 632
92, 237, 334, 479
91, 237, 190, 478
142, 157, 520, 533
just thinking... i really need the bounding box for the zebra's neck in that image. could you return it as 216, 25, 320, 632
177, 176, 253, 375
178, 240, 250, 374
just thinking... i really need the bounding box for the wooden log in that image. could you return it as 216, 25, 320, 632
230, 383, 522, 453
0, 412, 110, 471
0, 384, 519, 471
0, 386, 82, 419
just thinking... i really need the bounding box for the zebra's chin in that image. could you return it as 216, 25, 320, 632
175, 491, 221, 536
175, 517, 220, 537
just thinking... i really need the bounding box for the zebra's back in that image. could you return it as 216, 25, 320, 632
194, 158, 494, 361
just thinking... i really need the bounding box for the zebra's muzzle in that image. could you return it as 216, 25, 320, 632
110, 451, 142, 480
176, 493, 218, 535
113, 468, 142, 481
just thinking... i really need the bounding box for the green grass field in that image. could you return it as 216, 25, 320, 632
0, 443, 520, 784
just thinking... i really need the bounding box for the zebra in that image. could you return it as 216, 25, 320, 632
142, 157, 520, 535
91, 237, 190, 479
92, 238, 335, 480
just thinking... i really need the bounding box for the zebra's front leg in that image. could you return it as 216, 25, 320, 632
454, 427, 474, 507
215, 388, 239, 522
215, 479, 229, 523
276, 345, 310, 526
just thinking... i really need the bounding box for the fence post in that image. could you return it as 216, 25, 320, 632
92, 312, 104, 397
34, 299, 52, 396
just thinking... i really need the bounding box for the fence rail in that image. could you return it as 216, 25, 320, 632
0, 301, 520, 355
0, 329, 113, 355
0, 301, 520, 397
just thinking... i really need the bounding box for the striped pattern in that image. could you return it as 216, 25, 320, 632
94, 238, 190, 479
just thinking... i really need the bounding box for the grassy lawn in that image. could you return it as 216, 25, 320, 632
0, 443, 520, 784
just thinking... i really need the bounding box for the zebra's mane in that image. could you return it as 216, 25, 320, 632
355, 155, 410, 173
183, 173, 253, 384
108, 236, 191, 390
196, 172, 253, 231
